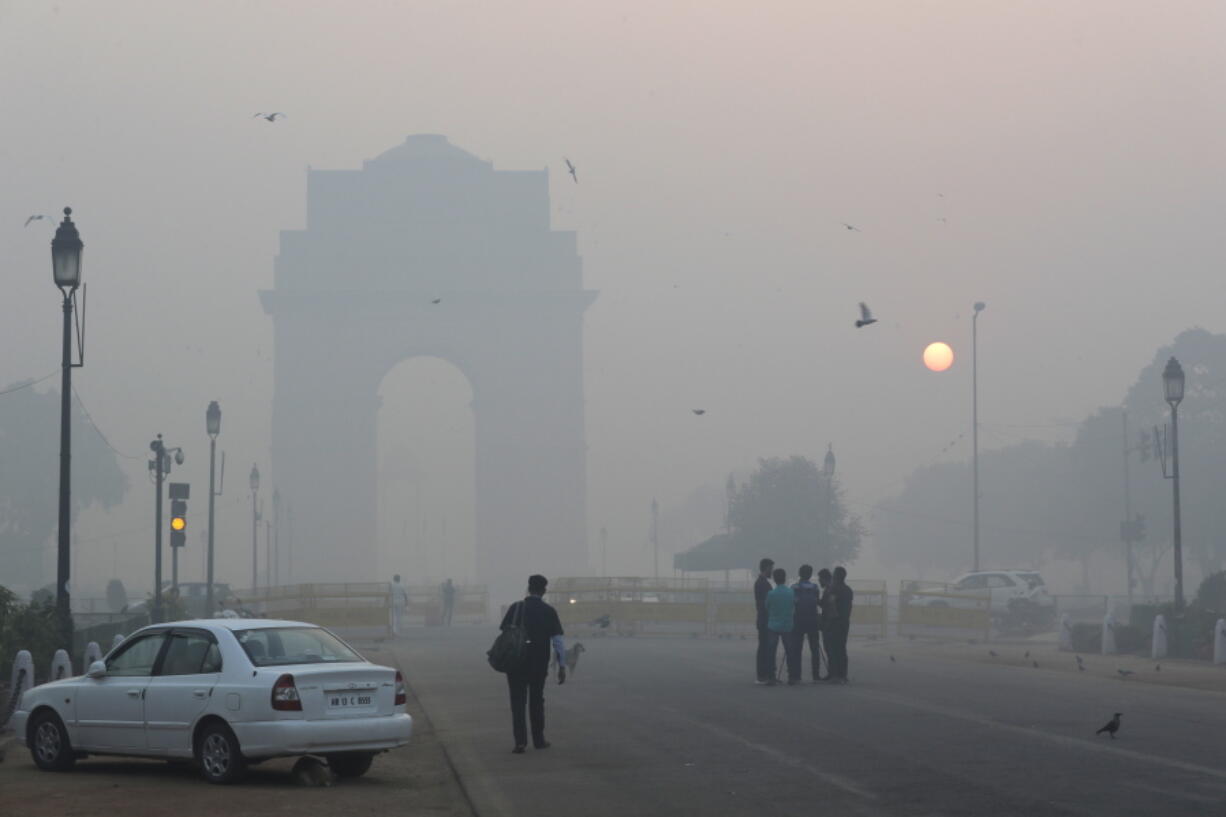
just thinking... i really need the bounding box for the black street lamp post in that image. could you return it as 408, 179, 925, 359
272, 488, 281, 587
206, 401, 222, 615
823, 443, 836, 562
1163, 357, 1185, 611
52, 208, 83, 646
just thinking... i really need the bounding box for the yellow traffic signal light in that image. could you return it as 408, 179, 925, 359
170, 498, 187, 547
171, 516, 186, 531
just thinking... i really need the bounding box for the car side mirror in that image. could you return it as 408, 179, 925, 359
87, 660, 107, 679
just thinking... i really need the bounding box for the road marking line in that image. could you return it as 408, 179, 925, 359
655, 702, 880, 803
850, 687, 1226, 783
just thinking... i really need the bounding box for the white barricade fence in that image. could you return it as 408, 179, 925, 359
1058, 614, 1073, 651
1214, 619, 1226, 666
1101, 612, 1117, 655
50, 648, 73, 681
3, 650, 34, 729
83, 641, 102, 669
1151, 615, 1167, 660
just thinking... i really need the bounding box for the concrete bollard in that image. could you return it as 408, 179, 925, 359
50, 648, 73, 681
1215, 619, 1226, 665
3, 651, 34, 728
1102, 613, 1117, 655
111, 633, 126, 651
1058, 614, 1073, 651
83, 641, 102, 668
1151, 615, 1167, 660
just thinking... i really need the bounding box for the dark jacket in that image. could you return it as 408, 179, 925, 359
754, 574, 772, 626
832, 581, 854, 623
500, 595, 563, 672
791, 580, 821, 629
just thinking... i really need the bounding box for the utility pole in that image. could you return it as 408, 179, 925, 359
1121, 410, 1135, 606
249, 464, 260, 595
651, 498, 659, 580
599, 526, 608, 577
971, 301, 986, 572
273, 489, 281, 587
148, 435, 183, 623
265, 518, 272, 591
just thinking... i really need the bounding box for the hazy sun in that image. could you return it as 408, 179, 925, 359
923, 342, 954, 372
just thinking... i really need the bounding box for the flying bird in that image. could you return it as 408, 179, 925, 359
841, 222, 861, 232
431, 298, 442, 304
1117, 669, 1134, 678
1095, 712, 1122, 739
253, 112, 286, 122
691, 409, 706, 416
855, 302, 877, 328
889, 655, 896, 663
564, 158, 577, 183
24, 214, 52, 227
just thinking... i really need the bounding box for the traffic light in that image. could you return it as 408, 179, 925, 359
170, 499, 187, 548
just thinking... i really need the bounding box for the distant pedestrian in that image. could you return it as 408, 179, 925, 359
441, 578, 457, 626
754, 558, 775, 685
791, 565, 823, 683
825, 566, 854, 683
765, 568, 800, 685
389, 574, 409, 637
500, 574, 566, 753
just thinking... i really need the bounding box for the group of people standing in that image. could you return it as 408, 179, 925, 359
754, 557, 854, 686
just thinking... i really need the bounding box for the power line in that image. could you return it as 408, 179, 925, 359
0, 370, 59, 397
72, 386, 144, 460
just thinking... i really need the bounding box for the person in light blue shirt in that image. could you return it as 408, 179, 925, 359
764, 568, 800, 685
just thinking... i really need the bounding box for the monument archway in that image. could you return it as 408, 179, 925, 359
262, 134, 594, 594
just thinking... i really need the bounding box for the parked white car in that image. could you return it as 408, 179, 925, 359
11, 619, 412, 783
950, 570, 1053, 616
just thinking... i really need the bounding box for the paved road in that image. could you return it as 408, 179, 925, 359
392, 628, 1226, 817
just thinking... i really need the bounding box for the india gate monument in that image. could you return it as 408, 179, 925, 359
261, 134, 594, 594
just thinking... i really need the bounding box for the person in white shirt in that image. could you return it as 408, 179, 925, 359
389, 574, 409, 636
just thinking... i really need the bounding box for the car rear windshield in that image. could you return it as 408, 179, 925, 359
1018, 573, 1045, 589
233, 627, 364, 667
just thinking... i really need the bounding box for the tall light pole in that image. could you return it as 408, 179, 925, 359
272, 488, 281, 587
971, 301, 986, 572
823, 443, 836, 564
250, 464, 260, 594
1163, 357, 1185, 611
651, 498, 659, 580
206, 401, 222, 615
51, 207, 83, 647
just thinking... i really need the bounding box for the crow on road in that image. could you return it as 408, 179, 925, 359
1096, 713, 1122, 739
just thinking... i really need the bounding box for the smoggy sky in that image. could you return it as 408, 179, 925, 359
2, 1, 1224, 590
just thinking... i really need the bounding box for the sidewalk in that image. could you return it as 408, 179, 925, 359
861, 634, 1226, 693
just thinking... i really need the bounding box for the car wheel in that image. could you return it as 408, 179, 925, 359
327, 752, 375, 778
29, 711, 76, 772
197, 722, 247, 784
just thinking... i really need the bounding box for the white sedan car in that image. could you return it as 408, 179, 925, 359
11, 619, 412, 783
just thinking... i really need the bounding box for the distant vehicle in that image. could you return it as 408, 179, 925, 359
12, 619, 412, 784
934, 571, 1054, 633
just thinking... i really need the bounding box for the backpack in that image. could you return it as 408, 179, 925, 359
487, 601, 529, 673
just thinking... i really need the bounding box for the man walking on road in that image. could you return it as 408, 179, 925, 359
754, 558, 775, 684
826, 566, 855, 683
441, 578, 456, 626
765, 568, 799, 685
389, 574, 409, 637
791, 564, 823, 683
500, 574, 566, 753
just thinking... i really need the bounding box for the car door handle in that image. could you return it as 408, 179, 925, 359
192, 689, 208, 698
127, 689, 141, 697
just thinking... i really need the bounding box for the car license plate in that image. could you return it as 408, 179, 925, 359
328, 692, 374, 708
